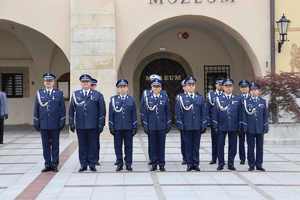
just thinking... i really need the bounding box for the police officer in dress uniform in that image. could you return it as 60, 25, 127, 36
109, 79, 137, 172
238, 80, 250, 165
91, 78, 101, 166
241, 82, 268, 171
178, 79, 187, 165
175, 76, 207, 172
212, 79, 241, 171
69, 74, 106, 172
141, 76, 171, 171
33, 73, 66, 172
207, 79, 224, 165
142, 74, 166, 166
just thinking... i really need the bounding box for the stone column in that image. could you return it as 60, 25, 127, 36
71, 0, 116, 129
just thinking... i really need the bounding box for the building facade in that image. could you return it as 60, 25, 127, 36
0, 0, 298, 125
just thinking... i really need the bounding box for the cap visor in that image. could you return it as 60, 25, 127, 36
44, 78, 54, 81
117, 83, 128, 87
151, 83, 161, 86
80, 79, 90, 82
186, 81, 195, 84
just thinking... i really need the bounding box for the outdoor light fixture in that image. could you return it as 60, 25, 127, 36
276, 14, 290, 53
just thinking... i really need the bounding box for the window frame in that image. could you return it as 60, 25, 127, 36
1, 73, 24, 98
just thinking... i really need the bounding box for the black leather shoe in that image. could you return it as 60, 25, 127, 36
186, 165, 193, 172
89, 166, 97, 172
217, 165, 224, 171
228, 166, 236, 171
126, 165, 132, 171
248, 167, 255, 171
114, 161, 119, 166
116, 165, 123, 172
78, 167, 87, 172
194, 166, 201, 171
52, 166, 59, 172
41, 167, 52, 173
96, 162, 100, 166
148, 161, 153, 165
256, 167, 266, 172
209, 160, 217, 165
240, 160, 245, 165
150, 165, 157, 171
181, 160, 187, 165
159, 165, 166, 172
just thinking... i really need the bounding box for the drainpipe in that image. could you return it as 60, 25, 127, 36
270, 0, 278, 123
270, 0, 276, 75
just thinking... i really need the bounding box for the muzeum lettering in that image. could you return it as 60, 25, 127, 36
149, 0, 235, 5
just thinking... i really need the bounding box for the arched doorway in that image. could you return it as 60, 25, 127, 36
118, 15, 258, 94
140, 58, 188, 122
0, 19, 70, 125
118, 15, 260, 124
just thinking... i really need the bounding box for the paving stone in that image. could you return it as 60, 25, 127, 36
1, 130, 300, 200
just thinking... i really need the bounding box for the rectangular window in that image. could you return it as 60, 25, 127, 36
204, 65, 230, 96
1, 73, 24, 98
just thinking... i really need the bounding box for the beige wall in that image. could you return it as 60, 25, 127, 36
276, 0, 300, 73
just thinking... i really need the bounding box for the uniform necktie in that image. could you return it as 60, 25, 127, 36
47, 90, 50, 96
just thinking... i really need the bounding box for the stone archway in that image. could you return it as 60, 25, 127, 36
117, 15, 263, 124
118, 15, 258, 99
0, 19, 70, 125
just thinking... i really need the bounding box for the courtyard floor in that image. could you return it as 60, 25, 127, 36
0, 128, 299, 200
